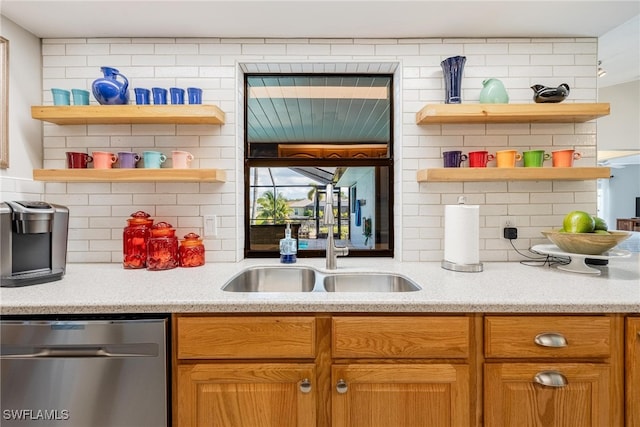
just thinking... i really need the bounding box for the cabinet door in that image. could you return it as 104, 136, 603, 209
176, 363, 316, 427
485, 363, 612, 427
332, 363, 470, 427
627, 318, 640, 427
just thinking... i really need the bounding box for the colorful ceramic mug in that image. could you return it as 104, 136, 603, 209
51, 88, 70, 106
523, 150, 551, 167
468, 151, 495, 168
152, 87, 167, 105
134, 88, 150, 105
66, 152, 93, 169
92, 151, 118, 169
495, 149, 522, 168
552, 149, 582, 167
143, 151, 167, 168
443, 150, 468, 168
170, 88, 185, 105
117, 151, 141, 169
71, 89, 90, 105
187, 87, 202, 104
171, 151, 194, 169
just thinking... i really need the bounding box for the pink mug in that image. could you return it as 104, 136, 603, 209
552, 149, 582, 167
172, 150, 194, 169
468, 151, 495, 168
92, 151, 118, 169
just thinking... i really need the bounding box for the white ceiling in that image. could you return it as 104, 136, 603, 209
1, 0, 638, 87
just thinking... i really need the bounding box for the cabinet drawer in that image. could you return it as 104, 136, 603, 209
177, 316, 316, 359
485, 316, 612, 359
332, 316, 470, 358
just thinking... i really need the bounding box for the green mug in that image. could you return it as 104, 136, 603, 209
523, 150, 551, 167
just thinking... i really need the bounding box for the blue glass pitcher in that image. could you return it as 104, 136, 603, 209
92, 67, 129, 105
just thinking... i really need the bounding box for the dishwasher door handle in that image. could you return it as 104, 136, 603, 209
0, 343, 159, 359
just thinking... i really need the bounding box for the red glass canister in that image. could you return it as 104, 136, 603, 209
147, 222, 179, 271
123, 211, 154, 269
179, 233, 205, 267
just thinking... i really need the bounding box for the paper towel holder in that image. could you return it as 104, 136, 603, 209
441, 195, 483, 272
441, 259, 483, 272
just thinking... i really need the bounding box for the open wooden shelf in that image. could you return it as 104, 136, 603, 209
31, 104, 225, 125
417, 167, 611, 182
33, 168, 227, 183
415, 103, 610, 124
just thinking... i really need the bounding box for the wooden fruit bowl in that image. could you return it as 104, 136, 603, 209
541, 230, 631, 255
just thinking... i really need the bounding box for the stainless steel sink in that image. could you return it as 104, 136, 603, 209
222, 266, 317, 292
323, 273, 421, 292
222, 267, 421, 293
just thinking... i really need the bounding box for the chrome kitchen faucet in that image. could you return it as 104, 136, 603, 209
324, 184, 348, 269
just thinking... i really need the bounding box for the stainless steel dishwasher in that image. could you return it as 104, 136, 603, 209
0, 315, 169, 427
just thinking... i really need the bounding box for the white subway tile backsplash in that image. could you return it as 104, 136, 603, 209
38, 36, 600, 263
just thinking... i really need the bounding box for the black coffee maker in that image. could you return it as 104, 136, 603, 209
0, 201, 69, 287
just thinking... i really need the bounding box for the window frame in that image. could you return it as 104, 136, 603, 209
244, 73, 394, 259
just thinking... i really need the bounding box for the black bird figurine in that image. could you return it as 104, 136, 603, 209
530, 83, 570, 103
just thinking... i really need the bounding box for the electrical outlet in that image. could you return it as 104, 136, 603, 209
499, 216, 515, 239
203, 215, 218, 237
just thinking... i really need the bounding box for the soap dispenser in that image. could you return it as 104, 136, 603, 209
280, 223, 297, 264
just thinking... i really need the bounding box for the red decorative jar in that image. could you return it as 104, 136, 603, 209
179, 233, 205, 267
147, 222, 179, 271
122, 211, 153, 269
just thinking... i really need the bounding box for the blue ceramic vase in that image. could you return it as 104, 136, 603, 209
92, 67, 130, 105
479, 78, 509, 103
531, 83, 570, 103
441, 56, 466, 104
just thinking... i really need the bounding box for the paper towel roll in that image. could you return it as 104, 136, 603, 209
444, 203, 480, 265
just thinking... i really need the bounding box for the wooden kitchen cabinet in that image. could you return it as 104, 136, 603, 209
174, 314, 478, 427
177, 363, 316, 427
174, 315, 318, 427
484, 315, 624, 427
626, 317, 640, 427
331, 316, 475, 427
332, 363, 469, 427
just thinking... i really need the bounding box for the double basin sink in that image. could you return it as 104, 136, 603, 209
222, 266, 421, 293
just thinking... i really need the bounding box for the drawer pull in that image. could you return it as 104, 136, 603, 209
299, 378, 312, 394
336, 379, 348, 394
534, 371, 568, 388
534, 332, 567, 348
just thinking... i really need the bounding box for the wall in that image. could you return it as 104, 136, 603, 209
597, 79, 640, 228
608, 165, 640, 221
36, 37, 600, 263
0, 16, 43, 200
598, 80, 639, 151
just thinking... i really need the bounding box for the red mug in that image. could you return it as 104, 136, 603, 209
66, 152, 93, 168
468, 151, 495, 168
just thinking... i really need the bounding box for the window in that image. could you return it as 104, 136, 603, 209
245, 74, 393, 258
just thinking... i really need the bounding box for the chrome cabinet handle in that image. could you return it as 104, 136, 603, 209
534, 332, 567, 348
336, 379, 348, 394
534, 371, 568, 388
299, 378, 312, 393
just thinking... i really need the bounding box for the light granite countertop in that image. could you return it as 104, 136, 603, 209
1, 256, 639, 315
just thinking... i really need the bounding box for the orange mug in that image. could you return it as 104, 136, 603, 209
552, 149, 582, 167
92, 151, 118, 169
495, 149, 522, 168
